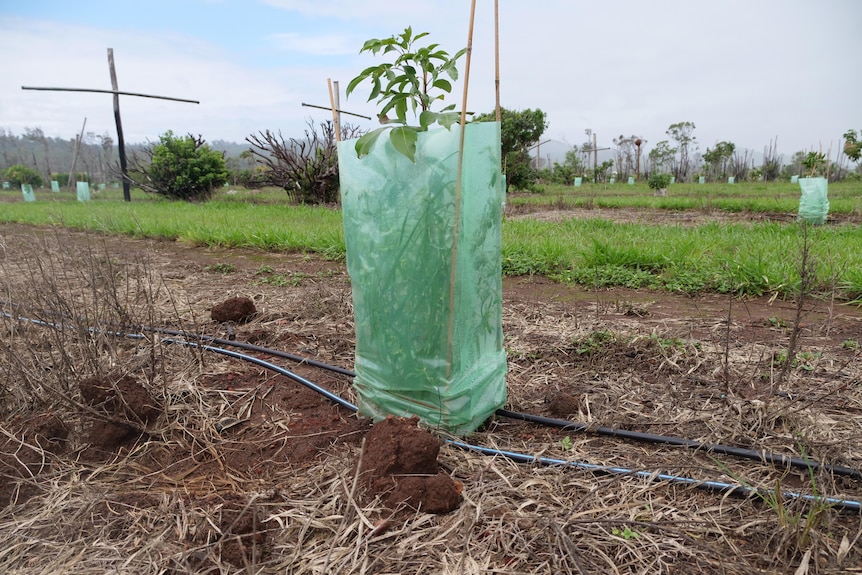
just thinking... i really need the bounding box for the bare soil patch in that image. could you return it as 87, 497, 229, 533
1, 222, 861, 574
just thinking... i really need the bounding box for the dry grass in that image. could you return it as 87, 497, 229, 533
1, 225, 861, 574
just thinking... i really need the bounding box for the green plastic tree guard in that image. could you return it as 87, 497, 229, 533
338, 121, 507, 435
21, 184, 35, 202
797, 177, 829, 224
76, 181, 90, 202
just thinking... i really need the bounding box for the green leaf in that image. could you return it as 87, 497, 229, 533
379, 97, 397, 118
346, 66, 379, 96
437, 112, 460, 130
389, 126, 418, 162
419, 110, 438, 129
360, 38, 381, 53
369, 77, 382, 100
432, 78, 452, 93
354, 127, 388, 158
394, 97, 408, 123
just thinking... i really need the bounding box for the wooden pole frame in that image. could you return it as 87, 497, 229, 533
22, 48, 199, 202
21, 86, 199, 104
107, 49, 132, 201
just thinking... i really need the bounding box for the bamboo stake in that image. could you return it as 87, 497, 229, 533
327, 78, 341, 142
494, 0, 501, 121
446, 0, 477, 385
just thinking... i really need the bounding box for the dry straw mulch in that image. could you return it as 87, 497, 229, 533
1, 225, 861, 574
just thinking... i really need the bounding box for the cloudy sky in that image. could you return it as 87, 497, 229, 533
1, 0, 860, 159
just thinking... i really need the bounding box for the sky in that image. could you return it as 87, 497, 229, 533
1, 0, 860, 161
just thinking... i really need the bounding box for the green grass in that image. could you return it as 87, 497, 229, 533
0, 188, 346, 258
2, 182, 861, 300
502, 217, 861, 299
511, 180, 862, 215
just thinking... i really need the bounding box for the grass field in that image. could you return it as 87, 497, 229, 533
511, 180, 862, 214
2, 180, 861, 301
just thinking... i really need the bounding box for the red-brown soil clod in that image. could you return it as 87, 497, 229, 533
211, 296, 257, 323
359, 416, 462, 514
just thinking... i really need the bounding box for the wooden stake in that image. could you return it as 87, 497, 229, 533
494, 0, 501, 122
108, 49, 131, 202
327, 78, 340, 142
446, 0, 477, 382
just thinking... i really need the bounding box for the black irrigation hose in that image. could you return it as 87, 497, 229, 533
446, 441, 862, 514
22, 312, 860, 482
4, 310, 862, 513
495, 409, 862, 481
146, 326, 862, 481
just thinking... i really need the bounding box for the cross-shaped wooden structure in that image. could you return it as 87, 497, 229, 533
22, 48, 199, 202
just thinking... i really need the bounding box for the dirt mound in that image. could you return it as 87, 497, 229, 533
546, 390, 581, 418
211, 296, 257, 323
79, 374, 160, 455
359, 416, 462, 514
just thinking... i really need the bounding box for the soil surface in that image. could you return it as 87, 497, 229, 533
1, 220, 861, 573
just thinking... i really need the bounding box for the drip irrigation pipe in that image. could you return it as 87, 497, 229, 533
4, 308, 860, 480
4, 311, 862, 512
447, 441, 862, 513
142, 326, 862, 481
494, 409, 862, 480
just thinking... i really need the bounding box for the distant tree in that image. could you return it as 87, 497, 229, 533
24, 127, 52, 183
131, 131, 228, 201
666, 121, 697, 182
592, 159, 614, 183
761, 137, 782, 181
5, 164, 43, 187
648, 140, 677, 176
702, 141, 735, 181
247, 120, 363, 204
548, 148, 586, 184
0, 127, 18, 167
612, 135, 645, 180
474, 107, 547, 191
97, 132, 114, 183
844, 129, 861, 163
729, 148, 754, 181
